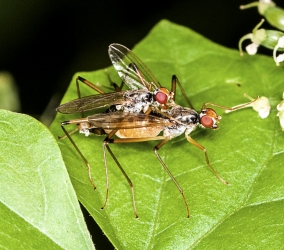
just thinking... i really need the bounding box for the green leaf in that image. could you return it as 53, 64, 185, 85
50, 20, 284, 249
0, 110, 94, 250
0, 72, 20, 112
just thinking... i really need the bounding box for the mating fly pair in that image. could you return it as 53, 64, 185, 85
57, 43, 256, 218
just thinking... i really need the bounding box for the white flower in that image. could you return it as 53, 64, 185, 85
276, 54, 284, 64
251, 96, 271, 118
244, 94, 271, 119
241, 94, 271, 118
273, 36, 284, 66
246, 43, 259, 55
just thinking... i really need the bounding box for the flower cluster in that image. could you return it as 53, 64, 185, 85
240, 0, 284, 31
240, 0, 284, 65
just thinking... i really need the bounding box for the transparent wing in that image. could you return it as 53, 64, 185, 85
56, 91, 126, 114
108, 43, 162, 90
87, 112, 172, 129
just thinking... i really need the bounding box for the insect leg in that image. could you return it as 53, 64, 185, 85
102, 134, 138, 218
76, 76, 105, 96
105, 69, 123, 92
58, 127, 79, 139
75, 76, 106, 118
102, 135, 166, 218
185, 135, 228, 185
102, 140, 139, 218
154, 138, 190, 218
171, 75, 194, 109
60, 122, 96, 189
202, 97, 258, 111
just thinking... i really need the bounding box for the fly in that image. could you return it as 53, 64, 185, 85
59, 93, 257, 218
57, 44, 186, 117
57, 44, 258, 218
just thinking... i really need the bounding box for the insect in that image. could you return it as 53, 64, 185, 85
57, 44, 186, 117
59, 98, 256, 218
57, 44, 257, 218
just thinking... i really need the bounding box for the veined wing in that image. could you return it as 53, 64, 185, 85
87, 112, 173, 130
56, 91, 126, 114
108, 43, 162, 91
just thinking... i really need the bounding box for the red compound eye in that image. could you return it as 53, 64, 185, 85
155, 91, 168, 104
200, 115, 214, 128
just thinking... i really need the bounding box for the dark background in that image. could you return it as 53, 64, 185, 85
1, 0, 282, 248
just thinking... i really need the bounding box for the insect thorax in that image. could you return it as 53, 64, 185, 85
168, 106, 199, 124
163, 106, 199, 138
120, 90, 154, 113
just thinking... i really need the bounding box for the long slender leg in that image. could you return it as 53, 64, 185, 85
202, 98, 257, 111
105, 69, 123, 92
171, 75, 194, 109
60, 118, 141, 217
102, 134, 166, 218
102, 140, 138, 218
60, 124, 96, 189
185, 135, 228, 185
154, 138, 190, 218
58, 127, 79, 139
75, 76, 106, 118
76, 76, 106, 96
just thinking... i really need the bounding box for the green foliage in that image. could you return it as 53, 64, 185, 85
0, 72, 20, 112
50, 19, 284, 249
0, 110, 94, 249
2, 19, 283, 249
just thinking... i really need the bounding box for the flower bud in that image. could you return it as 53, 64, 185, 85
239, 19, 284, 62
245, 43, 259, 55
240, 0, 284, 31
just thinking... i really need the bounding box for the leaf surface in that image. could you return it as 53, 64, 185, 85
50, 20, 284, 249
0, 110, 94, 250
